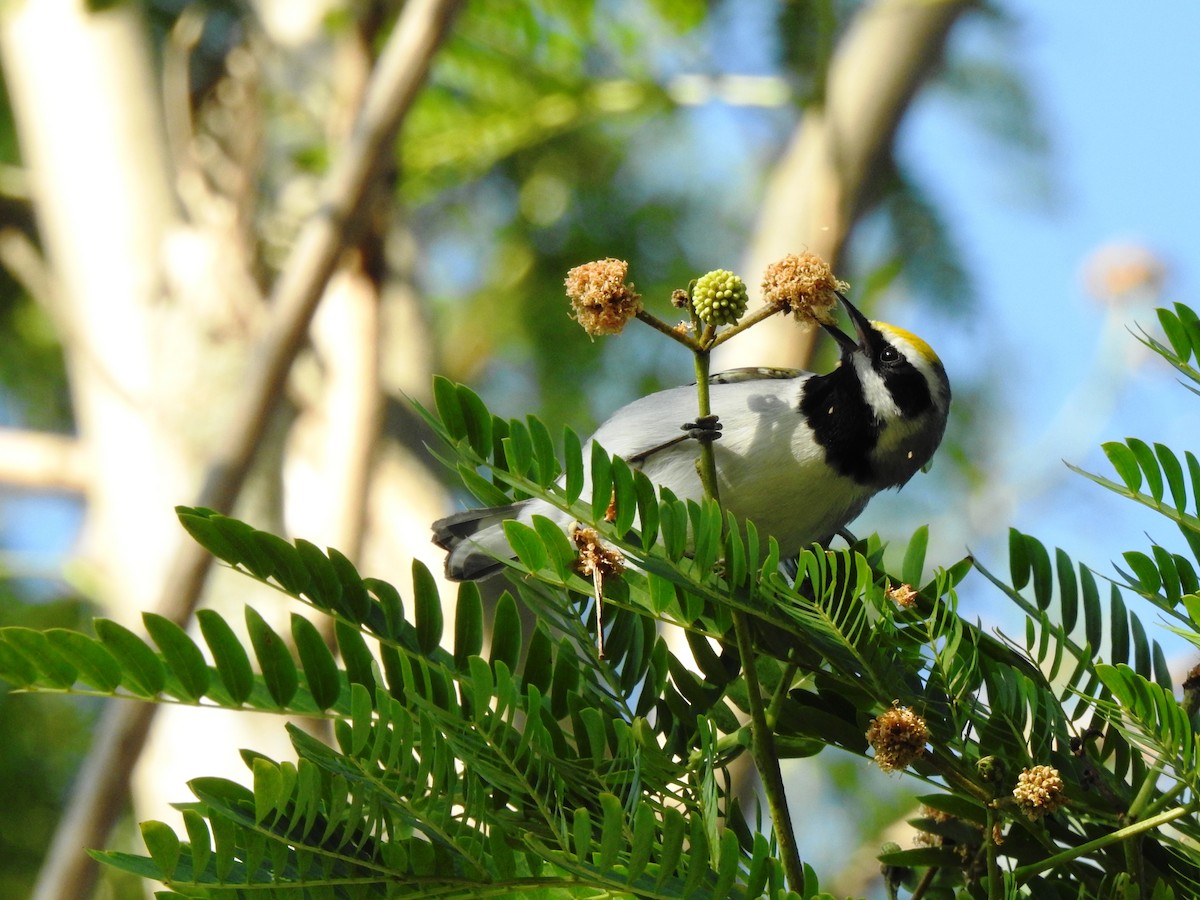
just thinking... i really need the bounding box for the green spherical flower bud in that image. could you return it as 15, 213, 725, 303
976, 755, 1008, 787
691, 269, 748, 326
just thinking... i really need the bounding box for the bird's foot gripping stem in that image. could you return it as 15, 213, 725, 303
682, 414, 722, 444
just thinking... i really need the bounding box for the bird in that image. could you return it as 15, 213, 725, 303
433, 292, 950, 582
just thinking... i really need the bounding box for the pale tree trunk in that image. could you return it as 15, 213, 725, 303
718, 0, 970, 371
2, 1, 193, 617
0, 5, 275, 898
0, 2, 462, 899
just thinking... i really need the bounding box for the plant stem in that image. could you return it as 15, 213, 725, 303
984, 804, 1002, 900
1126, 761, 1163, 819
732, 605, 806, 891
689, 343, 803, 891
922, 751, 994, 806
635, 308, 702, 351
766, 658, 800, 727
908, 864, 938, 900
1012, 804, 1195, 882
692, 349, 721, 502
708, 300, 789, 349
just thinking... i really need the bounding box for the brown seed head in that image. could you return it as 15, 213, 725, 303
761, 252, 847, 329
570, 525, 625, 579
866, 703, 929, 772
1013, 765, 1066, 820
565, 258, 642, 337
887, 583, 918, 608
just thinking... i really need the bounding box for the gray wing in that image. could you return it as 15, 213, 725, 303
707, 366, 806, 384
589, 368, 809, 467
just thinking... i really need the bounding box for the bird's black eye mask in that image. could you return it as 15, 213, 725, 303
881, 358, 933, 417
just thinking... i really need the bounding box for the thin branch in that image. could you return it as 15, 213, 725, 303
731, 607, 805, 890
0, 428, 88, 493
1012, 805, 1197, 883
32, 3, 462, 899
634, 308, 701, 351
0, 226, 52, 306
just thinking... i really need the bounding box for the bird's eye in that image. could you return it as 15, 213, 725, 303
880, 346, 900, 364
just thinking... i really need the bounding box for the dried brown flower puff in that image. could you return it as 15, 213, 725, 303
1013, 765, 1066, 820
571, 525, 625, 659
761, 252, 847, 329
866, 704, 929, 772
887, 583, 918, 608
565, 258, 642, 337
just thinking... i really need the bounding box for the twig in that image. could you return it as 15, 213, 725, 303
1012, 805, 1196, 883
691, 349, 721, 502
31, 3, 462, 899
984, 803, 1002, 899
634, 308, 701, 351
593, 568, 606, 659
731, 607, 805, 890
706, 300, 788, 350
0, 427, 88, 493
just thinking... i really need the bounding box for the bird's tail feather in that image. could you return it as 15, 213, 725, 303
432, 502, 527, 581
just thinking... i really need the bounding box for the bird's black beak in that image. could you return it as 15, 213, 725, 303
821, 291, 874, 356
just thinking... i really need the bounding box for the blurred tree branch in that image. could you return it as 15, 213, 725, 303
13, 2, 462, 899
0, 428, 86, 492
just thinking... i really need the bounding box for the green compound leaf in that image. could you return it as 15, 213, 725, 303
44, 629, 120, 692
590, 441, 612, 522
504, 520, 548, 576
1102, 441, 1142, 492
94, 619, 165, 697
2, 628, 77, 696
456, 382, 494, 459
245, 607, 298, 708
290, 613, 340, 711
1127, 437, 1164, 501
453, 582, 483, 669
412, 559, 444, 655
142, 613, 210, 701
1159, 306, 1193, 361
489, 592, 521, 672
563, 426, 585, 504
139, 820, 180, 881
197, 609, 253, 704
432, 375, 467, 444
902, 525, 929, 587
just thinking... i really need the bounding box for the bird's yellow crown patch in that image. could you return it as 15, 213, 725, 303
874, 322, 942, 366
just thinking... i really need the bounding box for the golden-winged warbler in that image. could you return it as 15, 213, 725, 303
433, 292, 950, 581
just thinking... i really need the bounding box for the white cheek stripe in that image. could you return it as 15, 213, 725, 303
852, 356, 900, 419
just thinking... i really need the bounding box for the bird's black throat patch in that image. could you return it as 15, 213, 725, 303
798, 367, 880, 483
